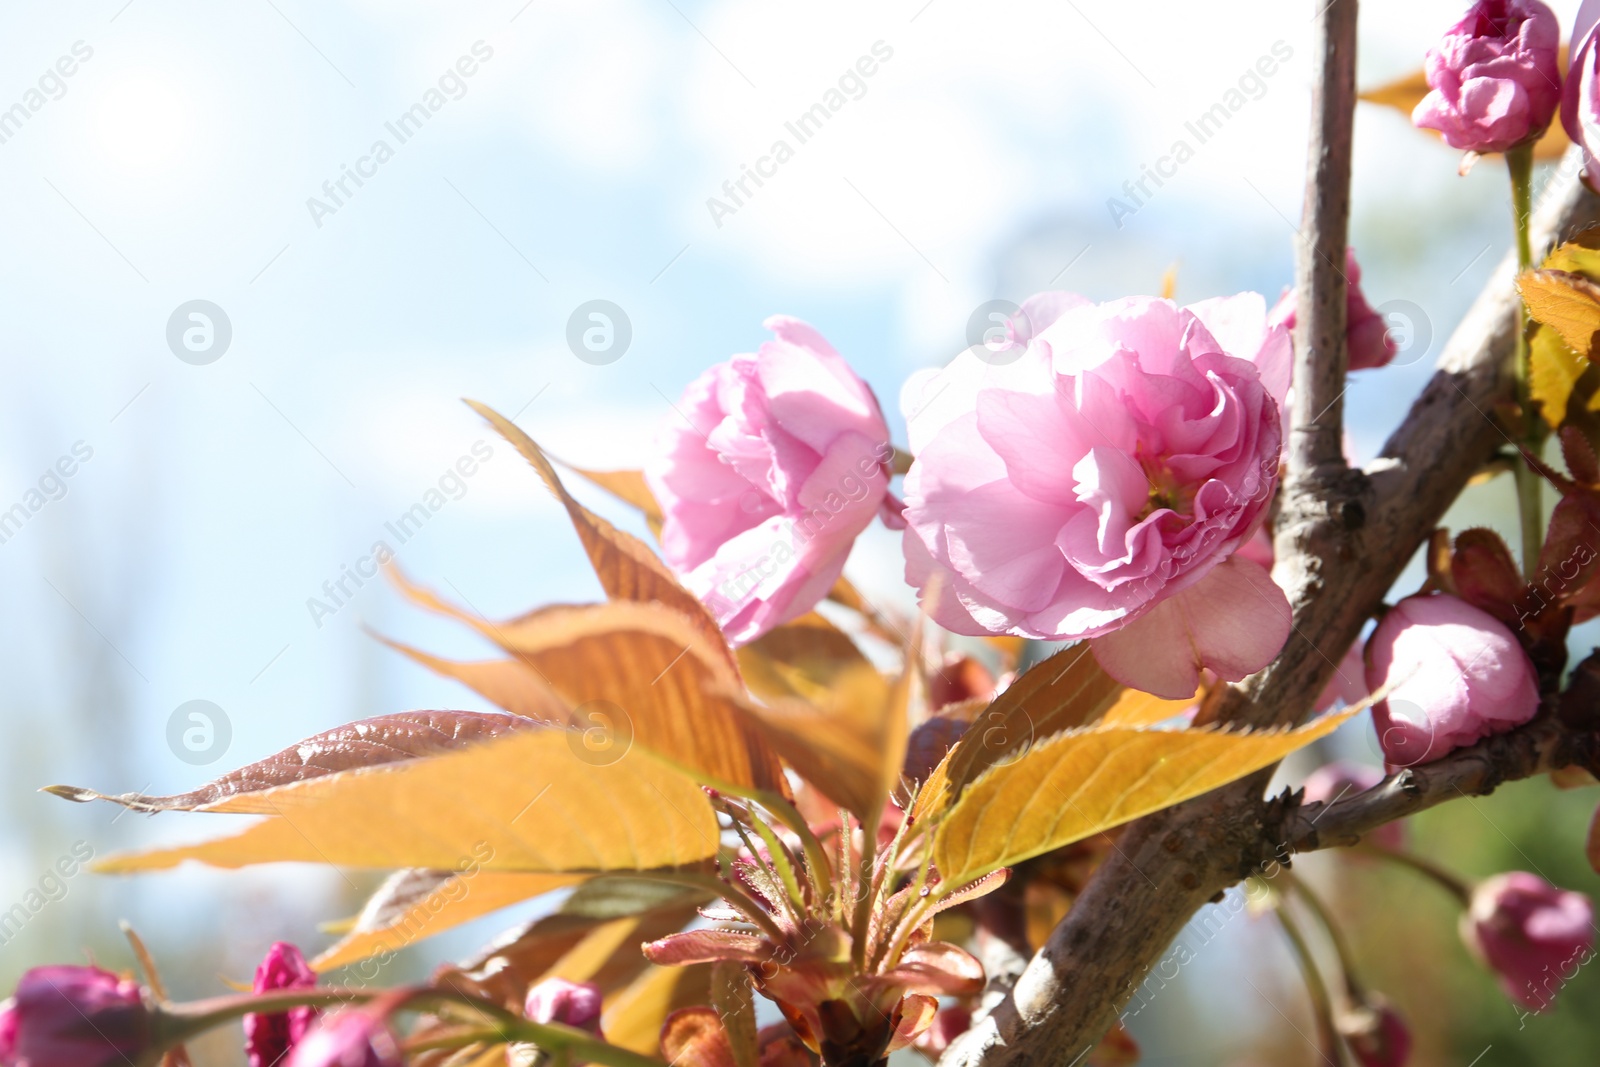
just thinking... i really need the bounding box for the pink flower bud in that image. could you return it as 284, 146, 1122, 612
285, 1010, 398, 1067
1564, 0, 1600, 189
0, 965, 152, 1067
245, 942, 320, 1067
1269, 249, 1397, 371
525, 978, 605, 1037
1462, 872, 1595, 1010
1301, 761, 1404, 851
1365, 593, 1539, 766
1413, 0, 1562, 154
1337, 996, 1412, 1067
646, 316, 897, 645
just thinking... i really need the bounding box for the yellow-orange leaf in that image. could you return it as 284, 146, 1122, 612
941, 644, 1122, 804
561, 464, 664, 527
603, 965, 714, 1055
1519, 269, 1600, 357
314, 869, 578, 972
732, 615, 907, 819
465, 399, 730, 663
388, 576, 783, 793
933, 710, 1357, 887
1529, 322, 1591, 427
94, 729, 718, 875
1098, 688, 1197, 728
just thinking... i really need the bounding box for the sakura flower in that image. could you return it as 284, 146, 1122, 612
1414, 0, 1562, 154
1462, 872, 1595, 1010
647, 317, 897, 645
901, 292, 1292, 698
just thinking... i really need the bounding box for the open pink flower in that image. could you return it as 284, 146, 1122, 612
901, 292, 1292, 698
1365, 593, 1539, 766
0, 966, 152, 1067
1268, 249, 1397, 371
647, 316, 896, 645
1462, 872, 1595, 1010
1413, 0, 1561, 154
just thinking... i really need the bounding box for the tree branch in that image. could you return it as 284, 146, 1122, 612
1288, 0, 1358, 475
940, 151, 1600, 1067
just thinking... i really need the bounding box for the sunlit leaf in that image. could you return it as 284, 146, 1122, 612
387, 579, 784, 793
313, 869, 579, 972
92, 729, 720, 874
1097, 688, 1196, 728
729, 613, 908, 819
939, 644, 1122, 804
933, 710, 1358, 887
1519, 270, 1600, 357
560, 464, 664, 527
1529, 322, 1592, 427
45, 711, 534, 813
602, 964, 714, 1055
465, 399, 730, 663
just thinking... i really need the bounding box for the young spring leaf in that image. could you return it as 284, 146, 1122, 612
932, 710, 1358, 888
313, 869, 579, 972
602, 965, 714, 1055
45, 711, 535, 813
1519, 270, 1600, 361
1528, 322, 1592, 427
92, 729, 719, 875
387, 576, 784, 793
729, 614, 908, 820
464, 399, 730, 663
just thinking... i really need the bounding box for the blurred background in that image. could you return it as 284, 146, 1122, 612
1, 0, 1595, 1063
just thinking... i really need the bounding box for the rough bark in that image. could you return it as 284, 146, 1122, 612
938, 146, 1600, 1067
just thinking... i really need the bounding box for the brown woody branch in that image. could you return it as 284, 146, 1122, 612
939, 116, 1600, 1067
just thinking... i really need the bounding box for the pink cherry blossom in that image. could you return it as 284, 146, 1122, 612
1364, 593, 1539, 766
285, 1010, 398, 1067
646, 316, 896, 645
1462, 872, 1595, 1010
1268, 249, 1397, 371
1413, 0, 1561, 154
901, 292, 1292, 698
1338, 996, 1412, 1067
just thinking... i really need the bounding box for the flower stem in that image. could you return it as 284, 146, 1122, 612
1273, 902, 1349, 1067
1284, 872, 1365, 1003
159, 987, 666, 1067
1507, 142, 1545, 578
1359, 844, 1473, 905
